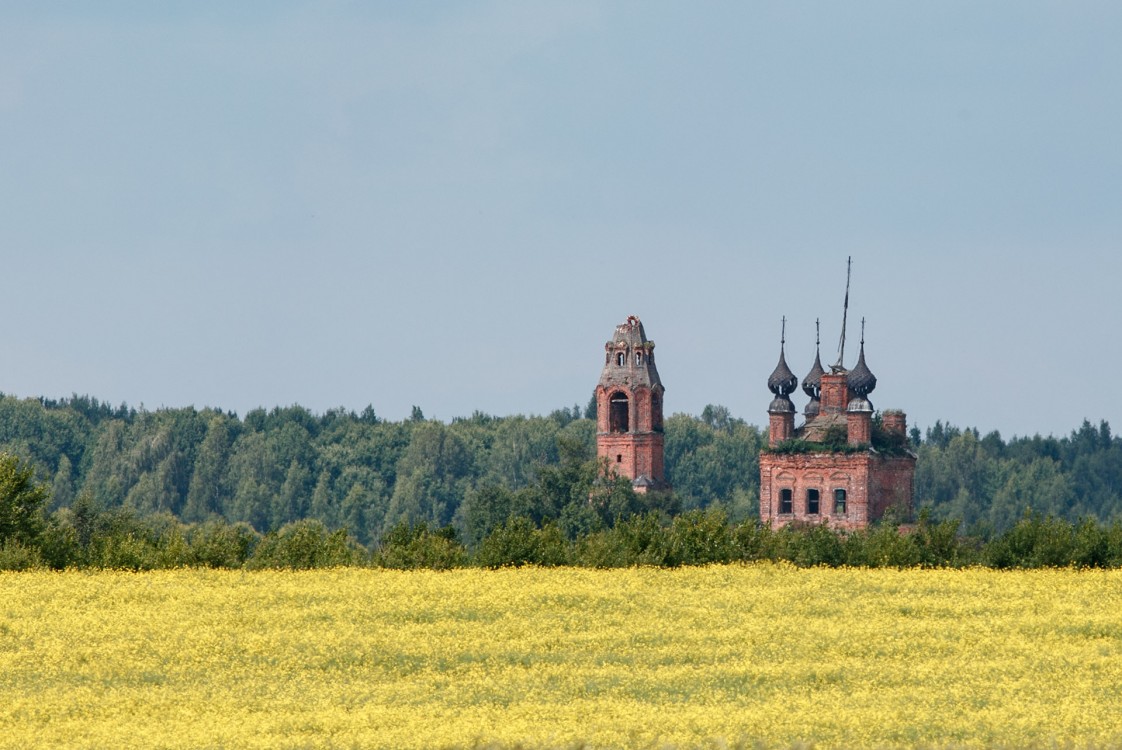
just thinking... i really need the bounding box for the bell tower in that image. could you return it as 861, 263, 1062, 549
595, 315, 667, 493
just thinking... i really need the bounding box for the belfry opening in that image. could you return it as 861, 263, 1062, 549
608, 393, 629, 433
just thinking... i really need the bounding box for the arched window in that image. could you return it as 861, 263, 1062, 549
635, 351, 643, 365
609, 392, 629, 433
617, 352, 625, 367
779, 488, 793, 514
651, 393, 663, 432
806, 489, 820, 515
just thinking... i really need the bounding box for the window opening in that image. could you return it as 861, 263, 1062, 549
609, 393, 629, 433
807, 489, 820, 515
635, 352, 643, 365
834, 489, 847, 514
617, 352, 625, 366
779, 488, 793, 514
616, 454, 623, 463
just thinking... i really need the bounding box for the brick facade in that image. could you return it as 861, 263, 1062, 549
759, 451, 915, 530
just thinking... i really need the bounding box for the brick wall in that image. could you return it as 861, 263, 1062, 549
595, 383, 666, 485
760, 450, 915, 530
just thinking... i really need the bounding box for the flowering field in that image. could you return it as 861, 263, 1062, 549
2, 565, 1121, 750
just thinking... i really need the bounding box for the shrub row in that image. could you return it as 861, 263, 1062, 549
4, 505, 1122, 572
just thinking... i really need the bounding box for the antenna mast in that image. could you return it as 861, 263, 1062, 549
832, 256, 851, 372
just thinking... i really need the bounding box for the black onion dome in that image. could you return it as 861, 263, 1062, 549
768, 347, 798, 397
846, 342, 877, 398
801, 350, 825, 400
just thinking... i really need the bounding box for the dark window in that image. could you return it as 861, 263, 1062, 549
636, 352, 643, 365
807, 489, 820, 515
609, 393, 629, 433
616, 454, 622, 463
651, 393, 663, 432
779, 488, 793, 514
834, 489, 847, 514
617, 352, 626, 366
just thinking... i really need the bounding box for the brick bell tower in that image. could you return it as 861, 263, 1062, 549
595, 315, 668, 493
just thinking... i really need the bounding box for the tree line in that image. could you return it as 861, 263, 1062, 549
4, 453, 1122, 571
1, 393, 1122, 571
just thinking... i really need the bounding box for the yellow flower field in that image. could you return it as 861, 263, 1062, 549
2, 565, 1121, 750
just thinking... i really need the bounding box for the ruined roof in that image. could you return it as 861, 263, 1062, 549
598, 315, 663, 391
797, 411, 849, 442
609, 315, 648, 348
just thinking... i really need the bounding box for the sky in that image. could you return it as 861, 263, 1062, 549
2, 2, 1120, 439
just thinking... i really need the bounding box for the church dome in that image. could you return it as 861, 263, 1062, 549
768, 347, 797, 397
802, 350, 825, 400
846, 341, 877, 398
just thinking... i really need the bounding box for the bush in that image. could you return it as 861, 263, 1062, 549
731, 520, 779, 562
474, 517, 567, 568
986, 513, 1076, 569
573, 513, 670, 567
668, 508, 736, 566
0, 538, 42, 571
776, 522, 846, 567
375, 522, 466, 570
189, 520, 259, 568
247, 520, 361, 570
847, 523, 922, 568
908, 511, 972, 567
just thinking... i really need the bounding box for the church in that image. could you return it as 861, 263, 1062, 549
593, 306, 915, 528
757, 318, 916, 529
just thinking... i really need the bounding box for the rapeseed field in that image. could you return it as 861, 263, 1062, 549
2, 565, 1121, 749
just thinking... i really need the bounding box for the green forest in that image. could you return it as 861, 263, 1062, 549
2, 392, 1122, 570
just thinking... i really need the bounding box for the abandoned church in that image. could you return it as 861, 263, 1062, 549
595, 305, 915, 529
757, 318, 916, 529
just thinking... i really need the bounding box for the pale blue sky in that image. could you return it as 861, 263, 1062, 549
2, 2, 1120, 438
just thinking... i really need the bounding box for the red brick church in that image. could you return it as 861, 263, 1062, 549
757, 319, 916, 529
593, 304, 915, 526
